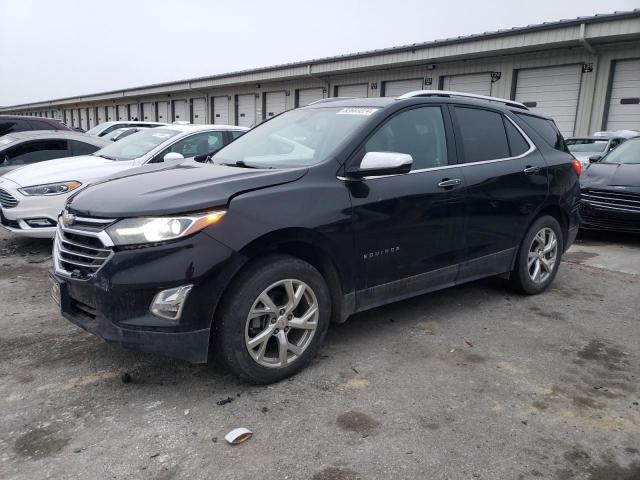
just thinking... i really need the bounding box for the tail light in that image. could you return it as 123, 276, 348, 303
571, 159, 582, 177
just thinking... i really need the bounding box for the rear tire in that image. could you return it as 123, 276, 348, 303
509, 215, 563, 295
213, 254, 331, 384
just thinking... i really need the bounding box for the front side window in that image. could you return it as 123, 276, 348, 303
364, 106, 448, 170
92, 128, 180, 161
454, 107, 510, 163
29, 120, 57, 131
159, 131, 224, 159
1, 139, 69, 166
601, 139, 640, 164
213, 107, 377, 168
0, 119, 29, 135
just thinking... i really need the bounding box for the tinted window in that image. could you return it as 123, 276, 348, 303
0, 119, 30, 135
601, 139, 640, 165
516, 113, 568, 152
504, 119, 530, 156
1, 140, 69, 166
230, 130, 245, 140
99, 124, 128, 136
454, 107, 509, 162
29, 120, 57, 131
364, 106, 447, 170
70, 140, 101, 155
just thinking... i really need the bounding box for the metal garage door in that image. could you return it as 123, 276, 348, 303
442, 73, 492, 96
88, 108, 96, 127
107, 106, 115, 121
265, 91, 286, 119
515, 64, 583, 137
65, 109, 73, 127
297, 88, 324, 107
605, 59, 640, 131
80, 108, 88, 129
129, 103, 139, 121
157, 102, 169, 122
237, 94, 256, 127
173, 100, 188, 122
336, 84, 368, 98
213, 96, 230, 124
192, 98, 206, 124
117, 104, 128, 121
142, 102, 155, 121
383, 79, 424, 97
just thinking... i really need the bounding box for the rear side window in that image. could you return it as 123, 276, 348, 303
504, 119, 530, 156
364, 106, 448, 170
0, 119, 30, 135
29, 120, 57, 131
70, 140, 101, 155
230, 130, 245, 140
1, 139, 70, 166
453, 107, 509, 162
515, 113, 568, 152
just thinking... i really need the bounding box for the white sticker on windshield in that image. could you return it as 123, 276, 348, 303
152, 133, 172, 139
336, 107, 379, 116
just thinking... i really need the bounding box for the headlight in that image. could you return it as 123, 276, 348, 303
19, 181, 82, 196
106, 211, 226, 245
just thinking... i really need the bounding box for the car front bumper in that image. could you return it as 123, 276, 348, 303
50, 229, 242, 363
579, 202, 640, 233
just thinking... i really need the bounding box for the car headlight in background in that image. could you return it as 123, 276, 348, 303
106, 211, 226, 245
19, 181, 82, 196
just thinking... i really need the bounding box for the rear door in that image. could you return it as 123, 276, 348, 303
347, 105, 466, 310
450, 105, 548, 280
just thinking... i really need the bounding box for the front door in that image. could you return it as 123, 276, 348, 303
346, 105, 467, 311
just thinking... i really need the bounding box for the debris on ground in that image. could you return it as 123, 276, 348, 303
121, 372, 132, 383
464, 339, 474, 347
225, 428, 253, 445
217, 397, 234, 406
261, 407, 269, 413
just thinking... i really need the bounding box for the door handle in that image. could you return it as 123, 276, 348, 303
437, 178, 462, 188
523, 165, 541, 175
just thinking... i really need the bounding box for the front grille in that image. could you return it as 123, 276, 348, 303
54, 215, 115, 279
580, 189, 640, 214
580, 213, 640, 232
0, 188, 18, 208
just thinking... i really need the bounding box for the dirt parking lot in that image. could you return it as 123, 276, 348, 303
0, 229, 639, 480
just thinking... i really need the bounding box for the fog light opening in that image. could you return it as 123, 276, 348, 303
25, 218, 56, 228
150, 285, 193, 321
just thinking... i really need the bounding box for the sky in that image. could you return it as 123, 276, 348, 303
0, 0, 636, 106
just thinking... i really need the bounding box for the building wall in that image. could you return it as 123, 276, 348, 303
9, 40, 640, 137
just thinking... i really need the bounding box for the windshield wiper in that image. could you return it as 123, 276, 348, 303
218, 160, 272, 169
95, 153, 116, 161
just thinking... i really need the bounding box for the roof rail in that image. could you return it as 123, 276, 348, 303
307, 97, 355, 105
397, 90, 528, 110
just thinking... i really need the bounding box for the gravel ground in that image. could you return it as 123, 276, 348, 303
0, 228, 639, 480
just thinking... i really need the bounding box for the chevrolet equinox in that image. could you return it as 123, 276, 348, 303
49, 91, 581, 383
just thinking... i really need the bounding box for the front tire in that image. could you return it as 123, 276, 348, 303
214, 254, 331, 384
509, 215, 563, 295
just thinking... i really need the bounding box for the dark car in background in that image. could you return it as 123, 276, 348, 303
0, 115, 71, 137
0, 131, 110, 174
580, 137, 640, 233
50, 92, 581, 383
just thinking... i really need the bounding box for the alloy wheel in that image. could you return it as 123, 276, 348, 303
527, 227, 558, 284
244, 279, 319, 368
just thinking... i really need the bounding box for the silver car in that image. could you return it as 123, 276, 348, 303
0, 131, 110, 175
86, 121, 167, 137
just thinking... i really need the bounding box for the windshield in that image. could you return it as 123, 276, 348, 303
213, 107, 379, 167
566, 139, 608, 153
92, 128, 179, 161
602, 139, 640, 164
86, 122, 112, 135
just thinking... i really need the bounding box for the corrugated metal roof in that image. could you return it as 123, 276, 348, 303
3, 9, 640, 110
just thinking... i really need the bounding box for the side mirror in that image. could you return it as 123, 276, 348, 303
163, 152, 184, 162
589, 154, 602, 163
347, 152, 413, 178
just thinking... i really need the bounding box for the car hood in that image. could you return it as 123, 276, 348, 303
581, 162, 640, 193
1, 155, 135, 187
68, 160, 308, 217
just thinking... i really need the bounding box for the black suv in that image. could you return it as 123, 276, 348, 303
50, 92, 581, 383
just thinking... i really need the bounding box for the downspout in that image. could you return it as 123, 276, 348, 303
579, 23, 596, 55
307, 64, 331, 97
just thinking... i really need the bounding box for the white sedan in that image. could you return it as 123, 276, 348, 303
0, 124, 247, 238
